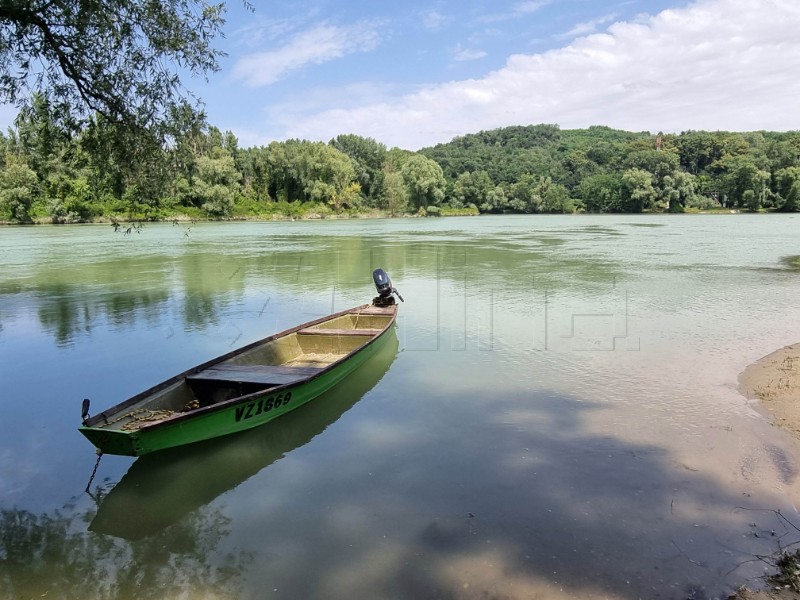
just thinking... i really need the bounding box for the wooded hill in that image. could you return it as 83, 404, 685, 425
420, 124, 800, 214
1, 101, 798, 223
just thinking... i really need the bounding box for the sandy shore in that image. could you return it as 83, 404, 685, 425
739, 344, 800, 436
734, 344, 800, 600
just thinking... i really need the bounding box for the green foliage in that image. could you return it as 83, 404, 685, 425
192, 149, 241, 216
453, 170, 494, 208
0, 155, 38, 221
578, 173, 624, 213
381, 169, 409, 216
440, 204, 480, 216
718, 155, 770, 210
621, 168, 657, 212
329, 134, 387, 202
425, 205, 442, 216
256, 140, 358, 209
0, 0, 225, 135
1, 115, 799, 221
661, 171, 698, 212
399, 154, 446, 210
423, 124, 800, 214
775, 167, 800, 211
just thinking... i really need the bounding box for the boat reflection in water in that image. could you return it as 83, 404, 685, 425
90, 328, 399, 540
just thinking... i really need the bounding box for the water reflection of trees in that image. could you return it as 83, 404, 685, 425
0, 498, 252, 600
5, 227, 624, 343
35, 284, 170, 345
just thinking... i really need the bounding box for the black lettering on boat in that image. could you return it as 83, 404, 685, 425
235, 391, 293, 423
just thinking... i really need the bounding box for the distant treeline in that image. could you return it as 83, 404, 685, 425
421, 124, 800, 214
1, 97, 798, 223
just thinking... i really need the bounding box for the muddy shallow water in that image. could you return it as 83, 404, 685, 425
2, 215, 800, 599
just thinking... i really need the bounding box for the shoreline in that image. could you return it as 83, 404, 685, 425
739, 343, 800, 437
0, 207, 781, 226
734, 344, 800, 600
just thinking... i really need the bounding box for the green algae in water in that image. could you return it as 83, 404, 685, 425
781, 255, 800, 270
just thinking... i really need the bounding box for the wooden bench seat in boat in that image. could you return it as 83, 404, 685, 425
297, 328, 381, 336
187, 364, 325, 386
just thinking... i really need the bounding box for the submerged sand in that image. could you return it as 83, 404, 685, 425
735, 344, 800, 600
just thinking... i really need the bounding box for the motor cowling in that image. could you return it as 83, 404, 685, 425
372, 268, 403, 305
373, 268, 392, 299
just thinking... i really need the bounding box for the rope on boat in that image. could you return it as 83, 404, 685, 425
101, 401, 199, 431
117, 408, 176, 430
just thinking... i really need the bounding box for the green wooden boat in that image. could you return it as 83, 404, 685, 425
79, 269, 402, 457
89, 329, 399, 539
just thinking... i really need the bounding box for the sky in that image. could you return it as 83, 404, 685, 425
7, 0, 800, 150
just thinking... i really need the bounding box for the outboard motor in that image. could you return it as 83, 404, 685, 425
372, 268, 403, 306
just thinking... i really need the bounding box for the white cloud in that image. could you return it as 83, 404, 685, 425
270, 0, 800, 149
453, 47, 488, 62
480, 0, 552, 23
421, 10, 448, 31
232, 17, 302, 49
232, 20, 383, 87
557, 13, 619, 39
514, 1, 552, 15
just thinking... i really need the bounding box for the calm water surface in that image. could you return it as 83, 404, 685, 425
2, 215, 800, 599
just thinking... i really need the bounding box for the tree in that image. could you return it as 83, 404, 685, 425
508, 174, 538, 212
236, 146, 271, 202
329, 134, 387, 203
783, 181, 800, 213
560, 150, 597, 189
578, 173, 624, 213
294, 142, 357, 209
381, 167, 408, 216
720, 155, 769, 210
536, 176, 571, 213
0, 1, 227, 134
482, 185, 508, 213
191, 147, 241, 216
0, 155, 38, 221
675, 131, 723, 175
507, 174, 569, 213
11, 94, 67, 183
621, 168, 656, 212
624, 148, 680, 193
399, 154, 445, 210
775, 167, 800, 212
661, 171, 697, 212
453, 171, 493, 208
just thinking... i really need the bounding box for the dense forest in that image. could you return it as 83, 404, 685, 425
1, 97, 799, 223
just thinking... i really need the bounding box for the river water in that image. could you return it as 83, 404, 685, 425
2, 215, 800, 599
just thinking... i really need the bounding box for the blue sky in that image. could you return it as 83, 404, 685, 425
7, 0, 800, 150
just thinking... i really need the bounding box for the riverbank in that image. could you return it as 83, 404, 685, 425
739, 344, 800, 437
0, 206, 771, 226
0, 203, 482, 225
735, 345, 800, 600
